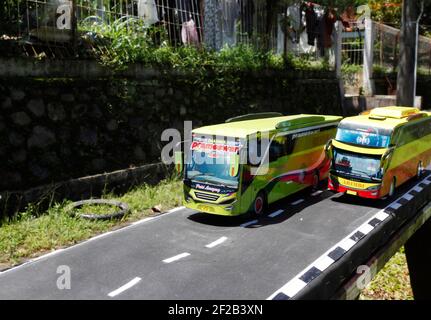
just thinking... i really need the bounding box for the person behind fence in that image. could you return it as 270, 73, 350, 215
340, 5, 356, 32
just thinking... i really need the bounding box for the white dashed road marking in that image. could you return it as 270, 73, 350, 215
240, 220, 258, 228
291, 199, 304, 206
268, 210, 284, 218
206, 237, 228, 248
163, 252, 191, 264
108, 277, 141, 297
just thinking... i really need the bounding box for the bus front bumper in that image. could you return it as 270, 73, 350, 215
328, 176, 382, 199
183, 199, 242, 216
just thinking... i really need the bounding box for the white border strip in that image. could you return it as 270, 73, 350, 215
267, 176, 429, 300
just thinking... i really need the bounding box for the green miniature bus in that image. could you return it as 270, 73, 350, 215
175, 113, 342, 216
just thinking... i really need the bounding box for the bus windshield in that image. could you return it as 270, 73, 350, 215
185, 138, 240, 188
333, 149, 383, 182
336, 126, 392, 148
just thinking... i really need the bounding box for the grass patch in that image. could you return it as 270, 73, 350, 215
360, 246, 413, 300
0, 178, 183, 270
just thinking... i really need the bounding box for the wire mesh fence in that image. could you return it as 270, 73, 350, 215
0, 0, 207, 58
1, 0, 279, 58
0, 0, 340, 62
374, 22, 431, 76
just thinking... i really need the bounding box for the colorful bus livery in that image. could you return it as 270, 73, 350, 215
175, 113, 342, 216
328, 106, 431, 199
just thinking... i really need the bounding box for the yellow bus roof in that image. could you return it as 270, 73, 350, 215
192, 114, 342, 138
340, 106, 431, 130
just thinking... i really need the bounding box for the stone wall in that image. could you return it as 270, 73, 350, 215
0, 69, 342, 194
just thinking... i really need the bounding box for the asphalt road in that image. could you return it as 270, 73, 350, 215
0, 184, 402, 300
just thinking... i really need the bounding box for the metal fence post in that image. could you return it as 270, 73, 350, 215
335, 21, 342, 79
363, 17, 375, 95
71, 0, 77, 50
335, 21, 346, 116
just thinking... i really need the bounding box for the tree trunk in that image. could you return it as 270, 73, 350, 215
396, 0, 421, 107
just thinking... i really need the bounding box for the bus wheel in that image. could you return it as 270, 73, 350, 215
253, 192, 267, 216
417, 161, 424, 179
388, 178, 396, 197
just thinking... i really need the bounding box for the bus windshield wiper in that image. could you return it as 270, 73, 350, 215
350, 168, 382, 181
190, 174, 236, 188
189, 173, 214, 179
337, 168, 381, 181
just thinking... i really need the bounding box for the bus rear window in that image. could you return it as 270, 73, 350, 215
336, 128, 391, 148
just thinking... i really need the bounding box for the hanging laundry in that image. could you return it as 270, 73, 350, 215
138, 0, 159, 26
317, 8, 337, 59
316, 14, 325, 56
204, 0, 223, 50
221, 0, 240, 39
241, 0, 255, 36
182, 19, 200, 46
286, 3, 302, 34
277, 14, 285, 55
304, 3, 317, 46
322, 8, 337, 48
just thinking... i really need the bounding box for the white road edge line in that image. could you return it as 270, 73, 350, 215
132, 217, 156, 225
240, 220, 258, 228
268, 209, 284, 218
163, 252, 191, 264
0, 206, 186, 276
205, 237, 228, 248
108, 277, 141, 298
291, 199, 304, 205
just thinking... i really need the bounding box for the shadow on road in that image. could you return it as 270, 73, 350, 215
186, 181, 335, 228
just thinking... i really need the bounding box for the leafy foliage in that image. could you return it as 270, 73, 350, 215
79, 18, 330, 73
369, 0, 402, 28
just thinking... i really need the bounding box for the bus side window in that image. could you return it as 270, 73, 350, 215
285, 135, 295, 155
269, 136, 287, 162
398, 126, 415, 146
420, 118, 431, 138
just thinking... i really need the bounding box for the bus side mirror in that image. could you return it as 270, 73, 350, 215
382, 146, 395, 162
174, 151, 184, 174
229, 154, 240, 177
325, 139, 333, 158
